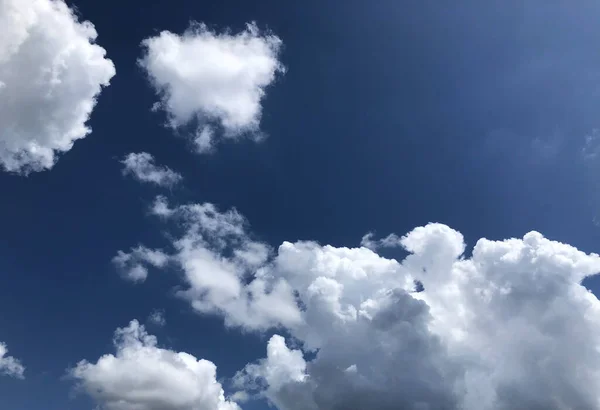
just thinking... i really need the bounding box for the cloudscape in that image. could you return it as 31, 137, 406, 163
3, 1, 600, 410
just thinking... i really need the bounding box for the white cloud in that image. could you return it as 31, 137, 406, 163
121, 152, 182, 187
139, 22, 284, 152
0, 342, 24, 379
148, 309, 166, 327
236, 226, 600, 410
125, 197, 300, 330
119, 198, 600, 409
360, 232, 402, 250
112, 246, 169, 283
70, 320, 240, 410
0, 0, 115, 174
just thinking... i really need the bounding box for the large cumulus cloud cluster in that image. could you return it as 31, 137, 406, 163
0, 0, 115, 174
111, 197, 600, 410
4, 3, 596, 409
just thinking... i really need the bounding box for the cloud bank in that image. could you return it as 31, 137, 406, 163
0, 342, 24, 379
121, 152, 182, 187
71, 320, 240, 410
139, 22, 284, 153
0, 0, 115, 174
118, 196, 600, 410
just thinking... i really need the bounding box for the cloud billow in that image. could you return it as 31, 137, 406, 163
139, 22, 285, 153
0, 0, 115, 174
113, 197, 600, 410
70, 320, 240, 410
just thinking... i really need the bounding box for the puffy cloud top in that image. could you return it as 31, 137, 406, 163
139, 22, 284, 153
119, 198, 600, 410
0, 0, 115, 174
71, 320, 240, 410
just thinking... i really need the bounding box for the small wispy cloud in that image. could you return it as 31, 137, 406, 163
121, 152, 182, 187
147, 309, 166, 327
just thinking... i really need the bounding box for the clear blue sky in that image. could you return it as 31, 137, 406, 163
2, 1, 600, 409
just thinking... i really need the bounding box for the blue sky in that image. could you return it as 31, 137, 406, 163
3, 0, 600, 409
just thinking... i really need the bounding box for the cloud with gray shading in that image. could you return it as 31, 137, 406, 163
0, 342, 24, 379
117, 199, 600, 410
70, 320, 240, 410
0, 0, 115, 174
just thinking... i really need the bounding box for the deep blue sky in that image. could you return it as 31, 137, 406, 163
2, 1, 600, 408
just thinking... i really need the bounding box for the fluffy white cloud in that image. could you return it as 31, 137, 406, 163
119, 197, 600, 409
71, 320, 240, 410
0, 342, 24, 379
119, 197, 301, 329
112, 246, 169, 283
121, 152, 182, 187
0, 0, 115, 174
139, 22, 284, 152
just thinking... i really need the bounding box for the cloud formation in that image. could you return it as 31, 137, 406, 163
119, 197, 600, 410
0, 342, 24, 379
148, 309, 166, 327
71, 320, 240, 410
121, 152, 182, 187
359, 232, 402, 250
121, 197, 301, 329
112, 246, 169, 283
139, 22, 284, 153
0, 0, 115, 174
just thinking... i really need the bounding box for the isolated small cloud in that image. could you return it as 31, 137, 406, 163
582, 129, 600, 161
70, 320, 240, 410
148, 309, 166, 327
0, 342, 24, 379
360, 232, 401, 250
0, 0, 115, 174
112, 246, 169, 283
139, 22, 284, 152
119, 198, 600, 409
121, 152, 182, 187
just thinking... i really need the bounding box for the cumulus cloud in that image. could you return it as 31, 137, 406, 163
112, 246, 169, 283
139, 22, 284, 152
119, 197, 600, 410
70, 320, 240, 410
118, 197, 301, 330
0, 0, 115, 174
0, 342, 24, 379
121, 152, 182, 187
